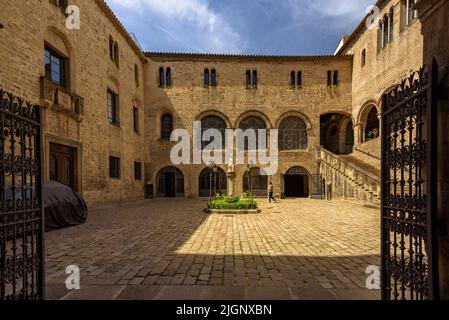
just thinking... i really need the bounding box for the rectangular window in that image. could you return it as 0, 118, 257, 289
133, 107, 139, 133
327, 71, 332, 86
134, 162, 142, 180
109, 156, 120, 179
107, 90, 119, 125
45, 47, 65, 87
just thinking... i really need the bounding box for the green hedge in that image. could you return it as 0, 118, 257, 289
209, 196, 257, 210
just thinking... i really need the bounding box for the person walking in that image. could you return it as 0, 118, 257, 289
268, 182, 276, 203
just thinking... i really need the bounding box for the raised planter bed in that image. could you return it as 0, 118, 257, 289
204, 196, 260, 214
204, 208, 261, 214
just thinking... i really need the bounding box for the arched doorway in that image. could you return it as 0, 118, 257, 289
156, 167, 184, 198
284, 167, 310, 198
199, 167, 227, 197
243, 167, 268, 197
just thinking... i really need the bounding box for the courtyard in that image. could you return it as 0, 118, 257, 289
44, 198, 380, 300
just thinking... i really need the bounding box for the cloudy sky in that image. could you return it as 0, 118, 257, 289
105, 0, 374, 55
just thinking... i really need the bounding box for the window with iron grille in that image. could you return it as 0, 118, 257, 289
134, 162, 142, 180
109, 156, 121, 179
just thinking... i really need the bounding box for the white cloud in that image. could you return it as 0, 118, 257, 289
107, 0, 246, 53
288, 0, 373, 23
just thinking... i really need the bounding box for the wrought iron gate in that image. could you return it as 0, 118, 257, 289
0, 88, 44, 300
381, 59, 439, 300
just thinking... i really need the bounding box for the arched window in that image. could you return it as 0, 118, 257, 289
161, 113, 173, 139
365, 107, 380, 141
166, 67, 172, 87
239, 116, 266, 150
406, 0, 416, 25
333, 71, 338, 86
135, 64, 139, 87
113, 42, 119, 67
159, 67, 165, 87
246, 70, 252, 88
211, 69, 217, 87
389, 9, 394, 42
204, 69, 210, 87
383, 16, 389, 47
199, 167, 227, 197
201, 115, 227, 149
252, 70, 257, 87
361, 49, 366, 67
279, 117, 308, 150
243, 167, 268, 197
290, 71, 296, 88
297, 71, 302, 87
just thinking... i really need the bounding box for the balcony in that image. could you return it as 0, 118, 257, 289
40, 77, 84, 122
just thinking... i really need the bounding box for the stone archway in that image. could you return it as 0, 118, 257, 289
320, 113, 354, 155
156, 167, 185, 197
199, 167, 227, 197
283, 166, 310, 198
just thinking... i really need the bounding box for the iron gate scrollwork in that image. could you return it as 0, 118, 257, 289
381, 59, 439, 300
0, 88, 44, 300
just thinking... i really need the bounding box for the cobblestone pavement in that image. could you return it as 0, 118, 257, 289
45, 199, 381, 300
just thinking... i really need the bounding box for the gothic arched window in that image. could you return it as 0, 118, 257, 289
279, 117, 308, 151
239, 116, 266, 150
201, 115, 227, 149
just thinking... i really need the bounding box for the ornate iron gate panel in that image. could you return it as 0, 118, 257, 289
0, 88, 44, 300
381, 59, 439, 300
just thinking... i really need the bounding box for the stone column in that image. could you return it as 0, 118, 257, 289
227, 172, 236, 197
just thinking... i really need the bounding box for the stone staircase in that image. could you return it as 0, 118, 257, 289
319, 147, 381, 206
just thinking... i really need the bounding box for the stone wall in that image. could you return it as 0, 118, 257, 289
143, 53, 353, 198
339, 0, 424, 153
0, 0, 146, 205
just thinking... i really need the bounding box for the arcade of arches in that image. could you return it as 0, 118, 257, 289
153, 110, 379, 200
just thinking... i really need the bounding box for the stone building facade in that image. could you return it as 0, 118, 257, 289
0, 0, 446, 205
144, 53, 353, 199
0, 0, 146, 204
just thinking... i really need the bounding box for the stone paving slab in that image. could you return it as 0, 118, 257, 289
45, 198, 381, 300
